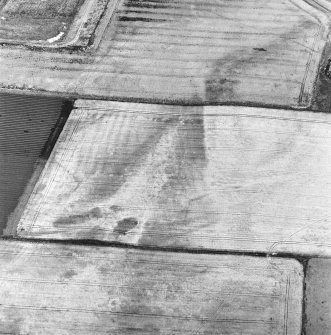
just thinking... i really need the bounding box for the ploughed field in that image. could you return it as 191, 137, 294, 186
0, 93, 64, 233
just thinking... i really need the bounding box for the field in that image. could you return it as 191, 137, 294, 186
0, 0, 84, 40
0, 240, 303, 335
0, 93, 63, 234
0, 0, 328, 106
15, 100, 331, 257
1, 2, 331, 333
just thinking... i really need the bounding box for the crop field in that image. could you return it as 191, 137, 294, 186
0, 0, 328, 107
1, 0, 83, 17
15, 100, 331, 257
0, 0, 84, 40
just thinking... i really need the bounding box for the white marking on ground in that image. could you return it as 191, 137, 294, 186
47, 32, 64, 44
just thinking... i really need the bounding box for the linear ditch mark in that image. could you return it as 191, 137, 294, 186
124, 2, 170, 9
301, 259, 309, 335
117, 0, 171, 22
48, 93, 323, 111
0, 87, 324, 111
3, 88, 327, 119
0, 235, 313, 264
117, 16, 167, 22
